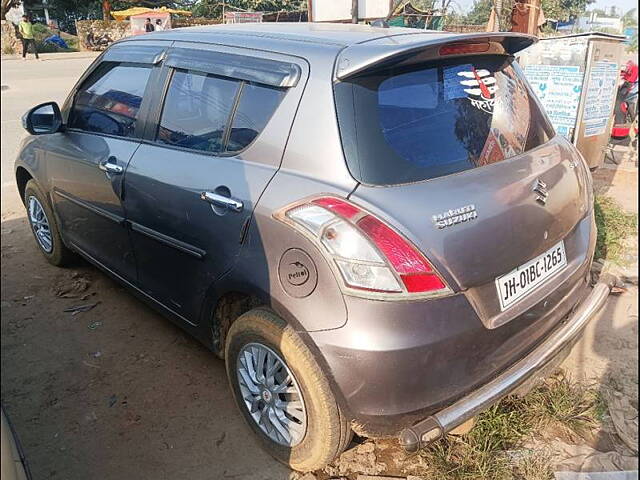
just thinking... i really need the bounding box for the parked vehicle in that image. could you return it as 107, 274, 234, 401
612, 60, 638, 140
15, 24, 613, 471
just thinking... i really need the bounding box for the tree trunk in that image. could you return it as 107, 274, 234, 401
102, 0, 111, 21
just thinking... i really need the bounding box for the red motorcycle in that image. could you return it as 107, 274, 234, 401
611, 60, 638, 140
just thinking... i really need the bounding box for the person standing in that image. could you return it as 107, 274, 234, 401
144, 18, 155, 33
18, 15, 39, 60
154, 19, 164, 31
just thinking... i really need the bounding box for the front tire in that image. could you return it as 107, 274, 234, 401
225, 308, 351, 472
24, 179, 74, 267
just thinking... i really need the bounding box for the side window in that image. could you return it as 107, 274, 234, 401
226, 83, 286, 153
156, 67, 286, 154
157, 70, 239, 153
69, 62, 151, 138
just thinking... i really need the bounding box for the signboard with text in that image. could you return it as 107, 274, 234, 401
309, 0, 389, 22
581, 61, 619, 137
523, 64, 584, 139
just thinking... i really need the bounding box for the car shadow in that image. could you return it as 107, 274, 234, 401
0, 213, 293, 479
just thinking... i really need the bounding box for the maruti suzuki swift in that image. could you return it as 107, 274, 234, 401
15, 23, 613, 471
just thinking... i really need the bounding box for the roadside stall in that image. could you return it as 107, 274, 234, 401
517, 33, 626, 169
111, 6, 192, 35
130, 11, 171, 34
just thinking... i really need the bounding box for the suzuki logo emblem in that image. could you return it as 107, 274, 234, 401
533, 179, 548, 205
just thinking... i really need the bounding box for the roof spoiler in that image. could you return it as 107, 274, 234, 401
335, 32, 537, 80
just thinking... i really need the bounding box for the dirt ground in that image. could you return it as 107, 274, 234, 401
1, 55, 638, 480
1, 54, 292, 480
563, 147, 639, 396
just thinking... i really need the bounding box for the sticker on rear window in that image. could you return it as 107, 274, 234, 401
444, 64, 498, 114
443, 64, 473, 100
477, 128, 505, 166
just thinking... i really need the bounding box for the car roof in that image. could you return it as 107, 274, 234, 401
122, 24, 535, 80
136, 22, 454, 48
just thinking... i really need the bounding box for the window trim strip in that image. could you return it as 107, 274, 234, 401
102, 44, 167, 64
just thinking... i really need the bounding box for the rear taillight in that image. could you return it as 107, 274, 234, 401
276, 196, 451, 298
621, 101, 629, 114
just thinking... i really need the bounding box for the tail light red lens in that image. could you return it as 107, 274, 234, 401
621, 101, 629, 113
357, 215, 447, 292
277, 196, 450, 298
312, 197, 360, 220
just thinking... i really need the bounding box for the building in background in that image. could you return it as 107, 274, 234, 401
575, 12, 624, 33
308, 0, 390, 22
224, 11, 264, 23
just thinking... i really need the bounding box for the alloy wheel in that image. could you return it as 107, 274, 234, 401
236, 342, 307, 446
28, 196, 53, 253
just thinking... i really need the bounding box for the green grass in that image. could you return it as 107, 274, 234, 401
417, 374, 603, 480
594, 196, 638, 264
520, 373, 601, 435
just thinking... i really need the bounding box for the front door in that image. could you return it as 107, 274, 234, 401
49, 58, 156, 280
123, 45, 305, 324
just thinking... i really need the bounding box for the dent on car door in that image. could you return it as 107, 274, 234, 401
123, 46, 305, 324
48, 47, 164, 281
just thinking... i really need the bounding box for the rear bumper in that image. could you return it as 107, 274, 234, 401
398, 278, 613, 452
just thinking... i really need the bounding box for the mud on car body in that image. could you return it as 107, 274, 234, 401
15, 23, 613, 471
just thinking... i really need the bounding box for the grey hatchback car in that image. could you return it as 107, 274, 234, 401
15, 23, 613, 471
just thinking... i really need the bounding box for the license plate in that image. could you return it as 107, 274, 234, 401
496, 241, 567, 311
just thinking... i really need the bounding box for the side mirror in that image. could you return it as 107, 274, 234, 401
22, 102, 64, 135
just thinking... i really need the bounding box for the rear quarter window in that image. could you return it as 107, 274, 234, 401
335, 55, 555, 185
227, 83, 286, 153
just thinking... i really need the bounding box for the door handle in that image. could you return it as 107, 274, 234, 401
200, 191, 243, 213
99, 157, 123, 175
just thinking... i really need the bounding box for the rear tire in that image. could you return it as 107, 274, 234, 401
225, 308, 352, 472
24, 179, 74, 267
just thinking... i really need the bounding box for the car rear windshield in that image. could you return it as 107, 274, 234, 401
334, 55, 555, 185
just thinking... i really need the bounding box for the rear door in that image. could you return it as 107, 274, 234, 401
123, 44, 307, 324
335, 53, 593, 328
49, 43, 166, 280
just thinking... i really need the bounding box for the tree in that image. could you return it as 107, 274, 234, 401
464, 0, 513, 28
114, 0, 197, 7
541, 0, 594, 22
102, 0, 111, 19
621, 8, 637, 27
1, 0, 21, 20
465, 0, 492, 24
191, 0, 306, 18
41, 0, 196, 23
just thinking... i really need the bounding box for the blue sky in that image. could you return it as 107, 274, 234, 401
453, 0, 638, 14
